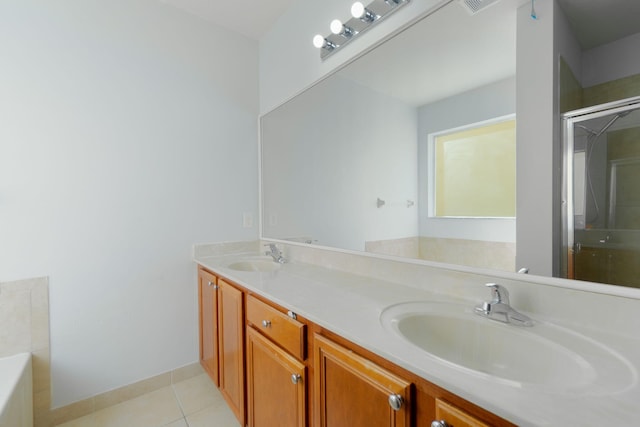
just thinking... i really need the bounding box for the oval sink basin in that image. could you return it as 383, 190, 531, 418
227, 259, 281, 272
380, 301, 636, 394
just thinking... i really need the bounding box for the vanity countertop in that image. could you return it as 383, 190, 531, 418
195, 252, 640, 427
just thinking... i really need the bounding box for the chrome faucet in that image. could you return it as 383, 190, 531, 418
264, 244, 287, 264
474, 283, 533, 327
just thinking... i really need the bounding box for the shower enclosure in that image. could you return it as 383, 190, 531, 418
562, 96, 640, 288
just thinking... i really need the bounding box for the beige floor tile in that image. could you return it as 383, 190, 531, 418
172, 373, 223, 416
92, 386, 183, 427
186, 404, 240, 427
162, 419, 188, 427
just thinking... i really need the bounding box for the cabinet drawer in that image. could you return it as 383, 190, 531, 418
435, 399, 490, 427
246, 295, 306, 360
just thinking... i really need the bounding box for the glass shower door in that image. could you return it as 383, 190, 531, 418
562, 96, 640, 288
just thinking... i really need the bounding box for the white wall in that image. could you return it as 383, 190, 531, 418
417, 77, 516, 243
515, 0, 558, 276
582, 32, 640, 88
259, 0, 449, 114
0, 0, 258, 407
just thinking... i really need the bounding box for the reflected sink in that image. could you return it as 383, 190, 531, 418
227, 258, 281, 272
380, 301, 636, 393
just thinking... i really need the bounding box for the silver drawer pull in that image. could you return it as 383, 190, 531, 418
291, 374, 302, 384
431, 421, 449, 427
262, 320, 271, 327
388, 394, 403, 411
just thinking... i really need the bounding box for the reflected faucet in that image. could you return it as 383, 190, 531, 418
474, 283, 533, 327
264, 244, 287, 264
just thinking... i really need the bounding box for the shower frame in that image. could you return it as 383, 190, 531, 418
560, 95, 640, 280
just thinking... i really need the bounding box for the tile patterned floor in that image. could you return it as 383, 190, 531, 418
55, 374, 240, 427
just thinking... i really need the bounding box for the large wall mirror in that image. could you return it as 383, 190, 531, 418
261, 0, 640, 283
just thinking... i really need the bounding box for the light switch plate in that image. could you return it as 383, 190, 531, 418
242, 212, 253, 228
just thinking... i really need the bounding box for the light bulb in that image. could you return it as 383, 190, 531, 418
351, 2, 365, 18
351, 1, 376, 22
312, 34, 326, 49
330, 19, 344, 35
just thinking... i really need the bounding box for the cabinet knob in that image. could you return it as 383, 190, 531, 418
207, 281, 214, 286
291, 374, 302, 384
431, 421, 449, 427
262, 320, 271, 327
388, 394, 404, 411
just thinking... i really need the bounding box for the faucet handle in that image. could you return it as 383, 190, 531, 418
485, 283, 509, 304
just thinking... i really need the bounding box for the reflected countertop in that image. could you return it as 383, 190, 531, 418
194, 251, 640, 427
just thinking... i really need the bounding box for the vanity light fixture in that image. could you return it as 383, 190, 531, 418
330, 19, 355, 37
312, 35, 337, 50
351, 2, 377, 22
313, 0, 410, 60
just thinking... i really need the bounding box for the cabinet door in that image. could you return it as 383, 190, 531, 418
198, 268, 219, 386
246, 327, 306, 427
218, 279, 245, 426
434, 399, 490, 427
314, 334, 411, 427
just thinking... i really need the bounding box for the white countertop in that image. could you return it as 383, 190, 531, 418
195, 252, 640, 427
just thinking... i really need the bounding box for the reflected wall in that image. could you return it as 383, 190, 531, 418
261, 74, 419, 252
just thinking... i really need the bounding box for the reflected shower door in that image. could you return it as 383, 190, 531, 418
562, 97, 640, 288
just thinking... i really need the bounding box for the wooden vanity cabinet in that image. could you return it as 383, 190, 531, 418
217, 278, 245, 425
197, 267, 219, 385
245, 295, 307, 427
246, 327, 306, 427
198, 265, 514, 427
312, 330, 514, 427
197, 267, 245, 426
313, 333, 411, 427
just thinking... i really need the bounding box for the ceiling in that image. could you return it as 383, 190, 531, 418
158, 0, 297, 40
336, 0, 640, 107
156, 0, 640, 48
557, 0, 640, 50
339, 0, 524, 107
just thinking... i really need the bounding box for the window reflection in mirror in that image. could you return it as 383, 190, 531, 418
431, 117, 516, 218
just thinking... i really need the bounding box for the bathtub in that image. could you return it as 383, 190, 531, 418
0, 353, 33, 427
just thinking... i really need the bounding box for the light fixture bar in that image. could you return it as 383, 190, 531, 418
312, 0, 410, 60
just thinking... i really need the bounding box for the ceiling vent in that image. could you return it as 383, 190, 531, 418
457, 0, 501, 15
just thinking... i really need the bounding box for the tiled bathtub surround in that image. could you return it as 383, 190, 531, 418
418, 237, 515, 272
0, 277, 50, 427
356, 236, 516, 271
